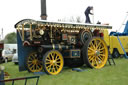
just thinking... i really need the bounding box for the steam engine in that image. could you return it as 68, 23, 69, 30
15, 19, 112, 75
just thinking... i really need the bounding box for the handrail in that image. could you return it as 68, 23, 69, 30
117, 36, 128, 58
0, 76, 40, 85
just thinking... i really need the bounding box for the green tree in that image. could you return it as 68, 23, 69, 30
4, 32, 17, 44
0, 39, 4, 43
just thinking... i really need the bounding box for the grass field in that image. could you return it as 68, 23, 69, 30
1, 58, 128, 85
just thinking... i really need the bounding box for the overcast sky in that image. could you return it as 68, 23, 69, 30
0, 0, 128, 38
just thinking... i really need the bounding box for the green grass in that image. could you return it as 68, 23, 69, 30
1, 58, 128, 85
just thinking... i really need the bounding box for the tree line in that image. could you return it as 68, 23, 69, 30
0, 32, 17, 44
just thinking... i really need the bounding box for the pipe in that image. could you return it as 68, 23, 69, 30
41, 44, 74, 50
40, 0, 47, 20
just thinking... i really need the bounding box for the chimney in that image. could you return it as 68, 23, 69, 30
40, 0, 47, 20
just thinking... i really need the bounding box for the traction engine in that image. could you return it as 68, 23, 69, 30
15, 19, 112, 75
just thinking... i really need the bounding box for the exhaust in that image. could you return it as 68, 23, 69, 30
40, 0, 47, 20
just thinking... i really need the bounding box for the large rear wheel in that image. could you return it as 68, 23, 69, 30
43, 50, 64, 75
82, 37, 108, 69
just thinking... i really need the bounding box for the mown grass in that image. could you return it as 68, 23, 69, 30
1, 58, 128, 85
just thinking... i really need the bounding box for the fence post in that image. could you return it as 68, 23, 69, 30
0, 66, 5, 85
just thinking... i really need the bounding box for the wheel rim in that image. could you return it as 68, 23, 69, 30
87, 38, 108, 69
44, 50, 64, 75
27, 52, 43, 72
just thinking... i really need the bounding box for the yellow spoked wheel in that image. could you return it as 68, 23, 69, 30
82, 37, 108, 69
26, 52, 43, 72
43, 50, 64, 75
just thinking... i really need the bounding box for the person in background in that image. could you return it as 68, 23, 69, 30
85, 6, 93, 23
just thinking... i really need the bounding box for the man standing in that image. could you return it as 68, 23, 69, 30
85, 6, 93, 23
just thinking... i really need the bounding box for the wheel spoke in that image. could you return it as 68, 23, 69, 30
49, 54, 52, 60
51, 55, 54, 60
53, 66, 56, 72
28, 61, 32, 63
94, 39, 98, 48
46, 64, 52, 70
99, 47, 105, 51
38, 63, 42, 68
46, 58, 51, 61
96, 56, 101, 63
99, 49, 104, 52
95, 59, 98, 66
91, 59, 95, 66
38, 60, 43, 64
55, 64, 59, 70
55, 58, 60, 61
98, 55, 104, 61
88, 56, 95, 61
97, 42, 101, 49
99, 54, 105, 57
32, 55, 36, 59
37, 64, 41, 69
88, 50, 92, 53
96, 56, 102, 62
55, 56, 59, 60
36, 63, 38, 70
56, 63, 60, 67
29, 56, 34, 61
88, 47, 95, 52
56, 61, 61, 64
28, 63, 33, 67
45, 62, 50, 65
30, 64, 35, 70
90, 42, 95, 49
94, 57, 98, 66
88, 52, 95, 56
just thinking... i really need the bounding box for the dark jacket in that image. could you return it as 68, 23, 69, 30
85, 6, 93, 15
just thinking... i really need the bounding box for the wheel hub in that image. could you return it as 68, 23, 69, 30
32, 59, 37, 64
53, 60, 56, 63
50, 60, 56, 64
95, 50, 100, 56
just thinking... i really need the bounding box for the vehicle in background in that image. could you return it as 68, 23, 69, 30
12, 52, 18, 65
103, 21, 128, 58
2, 49, 14, 61
2, 44, 17, 62
0, 43, 4, 63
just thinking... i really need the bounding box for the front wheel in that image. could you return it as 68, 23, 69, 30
82, 37, 108, 69
43, 50, 64, 75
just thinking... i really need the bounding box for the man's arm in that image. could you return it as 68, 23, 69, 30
89, 7, 93, 15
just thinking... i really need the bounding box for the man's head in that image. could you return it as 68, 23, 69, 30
90, 6, 93, 10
